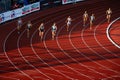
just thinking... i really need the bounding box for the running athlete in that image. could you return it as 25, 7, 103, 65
66, 16, 72, 31
51, 23, 57, 40
106, 8, 112, 23
90, 14, 95, 30
27, 21, 32, 38
83, 11, 88, 26
17, 18, 22, 34
38, 23, 44, 41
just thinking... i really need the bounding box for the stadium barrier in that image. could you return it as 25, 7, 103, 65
0, 2, 40, 24
62, 0, 84, 4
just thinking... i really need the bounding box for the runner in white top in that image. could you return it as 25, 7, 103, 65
51, 23, 57, 40
66, 16, 72, 31
106, 8, 112, 23
90, 14, 95, 30
83, 11, 88, 26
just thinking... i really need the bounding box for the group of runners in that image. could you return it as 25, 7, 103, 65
17, 8, 112, 41
83, 8, 112, 29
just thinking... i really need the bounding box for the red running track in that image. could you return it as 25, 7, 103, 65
0, 0, 120, 80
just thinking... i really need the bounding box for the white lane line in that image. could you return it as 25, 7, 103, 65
55, 5, 109, 80
17, 30, 50, 80
3, 28, 33, 80
2, 6, 55, 80
31, 8, 81, 80
106, 17, 120, 49
94, 19, 120, 66
55, 17, 95, 79
1, 3, 85, 79
16, 10, 64, 79
16, 6, 75, 80
43, 9, 94, 79
31, 6, 89, 79
68, 8, 110, 78
81, 16, 120, 75
69, 21, 107, 77
43, 21, 76, 80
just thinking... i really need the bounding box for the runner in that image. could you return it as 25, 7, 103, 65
38, 23, 44, 41
90, 14, 95, 30
27, 21, 32, 38
66, 16, 72, 31
106, 8, 112, 23
83, 11, 88, 26
51, 23, 57, 40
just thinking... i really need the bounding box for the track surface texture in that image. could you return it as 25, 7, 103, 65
0, 0, 120, 80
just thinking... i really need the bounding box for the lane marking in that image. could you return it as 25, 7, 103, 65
106, 17, 120, 49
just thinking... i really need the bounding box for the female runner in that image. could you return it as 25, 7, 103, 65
27, 21, 32, 38
38, 23, 44, 41
66, 16, 72, 31
51, 23, 57, 40
17, 18, 22, 34
83, 11, 88, 26
90, 14, 95, 30
106, 8, 112, 23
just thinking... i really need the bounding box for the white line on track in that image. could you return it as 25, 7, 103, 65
31, 6, 98, 80
106, 17, 120, 49
94, 17, 120, 63
16, 6, 79, 80
67, 9, 120, 79
30, 7, 83, 80
55, 11, 102, 79
2, 7, 58, 80
3, 28, 33, 80
67, 8, 110, 78
68, 19, 108, 78
16, 9, 69, 79
81, 15, 120, 75
43, 20, 77, 80
55, 18, 94, 80
17, 30, 51, 80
